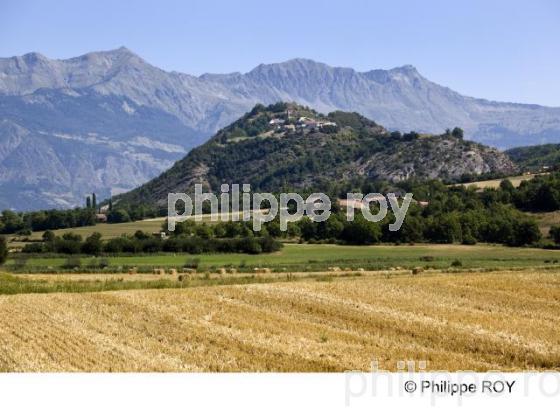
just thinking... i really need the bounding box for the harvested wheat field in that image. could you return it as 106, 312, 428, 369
0, 270, 559, 372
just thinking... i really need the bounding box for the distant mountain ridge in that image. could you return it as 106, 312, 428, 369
0, 47, 558, 210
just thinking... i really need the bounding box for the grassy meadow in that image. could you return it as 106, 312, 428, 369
8, 218, 167, 246
454, 173, 544, 189
5, 243, 560, 274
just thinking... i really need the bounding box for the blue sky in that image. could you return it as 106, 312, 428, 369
1, 0, 559, 106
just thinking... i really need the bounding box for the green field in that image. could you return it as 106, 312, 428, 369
10, 218, 166, 244
6, 243, 560, 273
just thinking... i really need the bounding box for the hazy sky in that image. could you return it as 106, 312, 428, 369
1, 0, 559, 106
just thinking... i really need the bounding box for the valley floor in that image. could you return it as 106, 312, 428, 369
1, 269, 559, 372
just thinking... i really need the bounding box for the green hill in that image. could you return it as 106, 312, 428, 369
506, 143, 560, 171
114, 102, 517, 207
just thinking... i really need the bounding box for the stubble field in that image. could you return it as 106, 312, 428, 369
0, 269, 559, 372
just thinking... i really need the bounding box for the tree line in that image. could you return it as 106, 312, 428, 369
21, 221, 283, 256
0, 208, 96, 235
5, 172, 560, 253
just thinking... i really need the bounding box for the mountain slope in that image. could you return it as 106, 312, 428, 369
115, 103, 517, 207
0, 89, 196, 210
0, 48, 557, 209
506, 143, 560, 171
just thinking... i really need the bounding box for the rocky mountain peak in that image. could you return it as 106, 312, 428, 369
70, 46, 144, 66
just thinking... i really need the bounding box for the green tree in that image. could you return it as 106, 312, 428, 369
341, 215, 382, 245
550, 225, 560, 244
510, 219, 541, 246
397, 216, 425, 243
107, 209, 130, 223
0, 210, 25, 233
316, 216, 344, 240
499, 179, 514, 192
0, 236, 7, 265
82, 232, 103, 255
533, 185, 560, 212
133, 230, 150, 240
298, 218, 317, 241
451, 127, 464, 139
42, 230, 55, 242
426, 214, 462, 243
195, 224, 212, 239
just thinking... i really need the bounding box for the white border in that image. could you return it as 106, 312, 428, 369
0, 372, 558, 410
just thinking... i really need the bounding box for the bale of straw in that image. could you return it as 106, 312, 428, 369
412, 267, 423, 275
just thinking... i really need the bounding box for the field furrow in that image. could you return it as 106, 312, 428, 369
0, 270, 559, 372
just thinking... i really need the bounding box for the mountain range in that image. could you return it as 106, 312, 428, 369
0, 47, 558, 210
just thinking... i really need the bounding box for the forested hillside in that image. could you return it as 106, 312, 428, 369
115, 103, 517, 207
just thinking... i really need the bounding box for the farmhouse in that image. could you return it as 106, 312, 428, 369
95, 213, 107, 223
319, 121, 337, 129
295, 117, 338, 131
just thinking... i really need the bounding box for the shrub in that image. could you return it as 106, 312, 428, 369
88, 257, 110, 269
550, 225, 560, 244
140, 238, 162, 253
451, 259, 463, 267
54, 233, 83, 254
82, 232, 103, 255
259, 235, 283, 253
184, 258, 200, 269
62, 256, 82, 270
162, 238, 182, 252
0, 237, 8, 265
240, 237, 262, 254
98, 258, 110, 269
107, 209, 131, 223
461, 234, 477, 245
42, 230, 55, 242
22, 242, 44, 253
